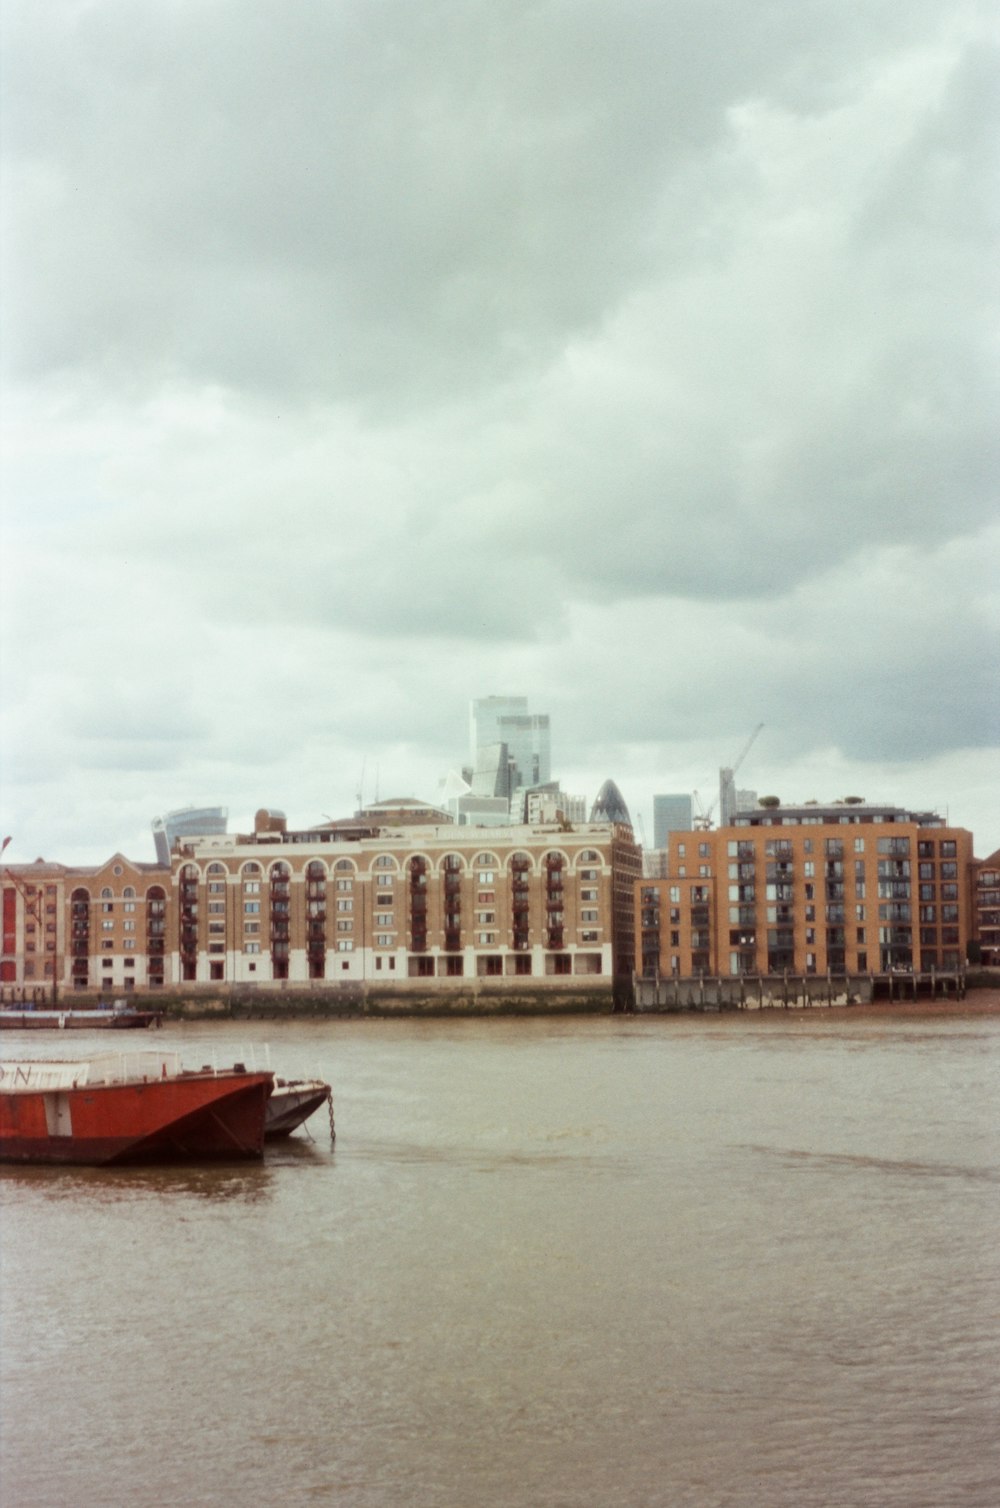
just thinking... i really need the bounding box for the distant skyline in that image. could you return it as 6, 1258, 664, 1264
1, 1, 997, 867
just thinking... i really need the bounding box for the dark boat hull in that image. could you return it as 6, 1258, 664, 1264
265, 1080, 332, 1139
0, 1011, 161, 1030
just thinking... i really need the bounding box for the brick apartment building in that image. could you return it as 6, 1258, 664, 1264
637, 802, 976, 980
2, 809, 641, 1005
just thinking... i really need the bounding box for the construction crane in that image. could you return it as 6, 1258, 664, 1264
694, 723, 764, 830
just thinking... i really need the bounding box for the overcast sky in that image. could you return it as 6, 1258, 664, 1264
1, 0, 998, 866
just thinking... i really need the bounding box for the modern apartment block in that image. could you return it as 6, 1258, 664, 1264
2, 809, 641, 1005
637, 802, 976, 979
974, 850, 1000, 966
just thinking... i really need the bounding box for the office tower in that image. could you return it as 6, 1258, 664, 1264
590, 779, 632, 827
653, 794, 693, 847
152, 805, 228, 864
469, 697, 551, 799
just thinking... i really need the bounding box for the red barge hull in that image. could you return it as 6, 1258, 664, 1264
0, 1056, 273, 1165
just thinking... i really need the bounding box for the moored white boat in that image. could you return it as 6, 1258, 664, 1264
265, 1077, 334, 1140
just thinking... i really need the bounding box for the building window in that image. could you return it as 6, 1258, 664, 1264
337, 941, 354, 952
245, 942, 260, 954
244, 901, 260, 914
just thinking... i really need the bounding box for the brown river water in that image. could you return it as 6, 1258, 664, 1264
2, 998, 999, 1507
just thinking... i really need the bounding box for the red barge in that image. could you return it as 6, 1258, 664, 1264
0, 1051, 274, 1165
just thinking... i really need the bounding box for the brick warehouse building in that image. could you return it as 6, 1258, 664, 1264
637, 802, 977, 981
2, 809, 641, 1008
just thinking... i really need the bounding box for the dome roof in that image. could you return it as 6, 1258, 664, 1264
589, 779, 631, 826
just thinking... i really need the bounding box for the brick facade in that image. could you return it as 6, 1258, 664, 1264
637, 805, 976, 979
2, 818, 640, 1003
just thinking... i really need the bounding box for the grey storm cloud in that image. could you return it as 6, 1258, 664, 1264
1, 0, 998, 862
5, 0, 993, 404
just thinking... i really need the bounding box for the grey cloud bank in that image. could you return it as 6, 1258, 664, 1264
1, 0, 998, 865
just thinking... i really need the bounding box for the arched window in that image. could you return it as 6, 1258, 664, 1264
270, 863, 291, 980
441, 855, 463, 952
146, 885, 167, 980
179, 866, 199, 981
100, 886, 112, 899
543, 852, 566, 951
408, 856, 429, 953
123, 885, 136, 899
306, 863, 327, 979
71, 887, 91, 985
579, 849, 600, 863
509, 852, 532, 955
334, 858, 357, 873
242, 861, 261, 877
474, 852, 498, 868
207, 862, 226, 876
